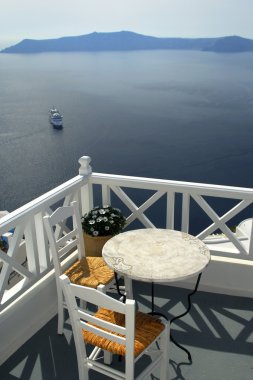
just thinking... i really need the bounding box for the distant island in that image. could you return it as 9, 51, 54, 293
2, 31, 253, 54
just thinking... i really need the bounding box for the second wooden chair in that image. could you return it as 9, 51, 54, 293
43, 201, 116, 334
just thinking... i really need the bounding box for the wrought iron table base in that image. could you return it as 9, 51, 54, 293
114, 272, 202, 361
149, 281, 169, 320
149, 273, 202, 362
114, 273, 126, 303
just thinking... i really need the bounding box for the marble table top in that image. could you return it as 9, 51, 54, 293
102, 228, 211, 283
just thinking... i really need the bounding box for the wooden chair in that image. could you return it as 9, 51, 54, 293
60, 273, 170, 380
43, 201, 116, 335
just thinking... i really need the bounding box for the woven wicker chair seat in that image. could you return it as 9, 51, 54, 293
82, 308, 165, 357
64, 257, 114, 288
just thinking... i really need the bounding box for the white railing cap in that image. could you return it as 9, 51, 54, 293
79, 156, 92, 176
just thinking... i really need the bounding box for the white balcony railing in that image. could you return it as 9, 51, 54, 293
90, 172, 253, 258
1, 156, 253, 313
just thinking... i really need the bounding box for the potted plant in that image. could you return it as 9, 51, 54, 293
81, 205, 126, 257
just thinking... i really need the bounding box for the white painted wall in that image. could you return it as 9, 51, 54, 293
0, 270, 57, 365
173, 256, 253, 298
0, 252, 77, 365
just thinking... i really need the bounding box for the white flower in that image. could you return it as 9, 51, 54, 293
82, 205, 126, 236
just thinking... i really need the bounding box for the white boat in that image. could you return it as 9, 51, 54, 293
49, 107, 63, 129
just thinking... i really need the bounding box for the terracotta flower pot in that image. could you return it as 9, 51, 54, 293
83, 233, 112, 257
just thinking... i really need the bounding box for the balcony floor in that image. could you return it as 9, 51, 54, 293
1, 282, 253, 380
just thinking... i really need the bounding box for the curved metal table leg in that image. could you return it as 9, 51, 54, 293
148, 281, 168, 319
114, 273, 126, 303
116, 271, 202, 362
170, 273, 202, 362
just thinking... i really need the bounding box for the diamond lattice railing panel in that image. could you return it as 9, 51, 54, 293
194, 196, 252, 236
0, 192, 79, 309
190, 195, 253, 255
109, 186, 167, 229
0, 224, 33, 306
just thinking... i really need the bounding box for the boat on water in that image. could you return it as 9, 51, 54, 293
49, 107, 63, 129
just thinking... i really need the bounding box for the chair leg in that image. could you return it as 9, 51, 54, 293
160, 324, 170, 380
80, 299, 87, 309
124, 277, 133, 299
125, 354, 134, 380
104, 350, 113, 364
55, 282, 66, 334
97, 285, 112, 365
97, 284, 106, 293
77, 354, 89, 380
57, 303, 64, 335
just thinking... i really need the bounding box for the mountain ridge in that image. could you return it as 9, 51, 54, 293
2, 31, 253, 53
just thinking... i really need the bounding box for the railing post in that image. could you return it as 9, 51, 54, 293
181, 193, 190, 233
248, 219, 253, 258
102, 184, 111, 206
78, 156, 93, 216
34, 212, 50, 271
166, 191, 175, 230
25, 220, 40, 275
78, 156, 92, 177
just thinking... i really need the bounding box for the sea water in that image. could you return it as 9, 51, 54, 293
1, 50, 253, 228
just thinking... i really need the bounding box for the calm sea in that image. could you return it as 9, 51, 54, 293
1, 50, 253, 223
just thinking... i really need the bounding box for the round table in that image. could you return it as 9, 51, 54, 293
102, 228, 210, 283
103, 228, 211, 361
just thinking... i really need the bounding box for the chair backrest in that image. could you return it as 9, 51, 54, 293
43, 201, 85, 277
59, 273, 136, 375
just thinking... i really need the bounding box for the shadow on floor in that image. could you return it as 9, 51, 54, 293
1, 283, 253, 380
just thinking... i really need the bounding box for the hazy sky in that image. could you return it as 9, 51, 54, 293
1, 0, 253, 49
